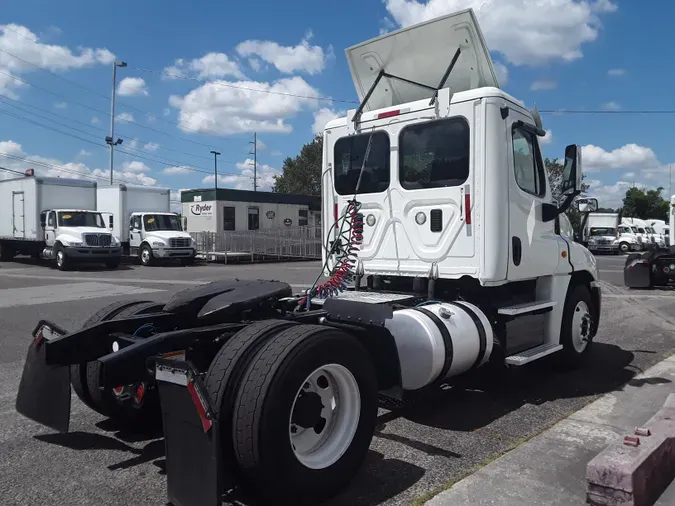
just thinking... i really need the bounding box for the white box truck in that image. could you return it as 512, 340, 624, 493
97, 184, 196, 266
585, 213, 639, 254
0, 175, 122, 269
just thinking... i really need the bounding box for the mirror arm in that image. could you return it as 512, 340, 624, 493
558, 190, 580, 215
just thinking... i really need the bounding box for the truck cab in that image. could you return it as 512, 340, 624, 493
40, 209, 122, 270
128, 211, 196, 266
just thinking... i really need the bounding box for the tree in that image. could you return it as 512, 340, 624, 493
621, 187, 669, 220
273, 134, 323, 195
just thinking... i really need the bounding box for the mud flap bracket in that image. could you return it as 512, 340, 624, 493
155, 358, 232, 506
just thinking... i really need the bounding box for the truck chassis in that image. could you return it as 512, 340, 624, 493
15, 273, 600, 506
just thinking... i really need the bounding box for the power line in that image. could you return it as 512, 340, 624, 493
0, 31, 248, 144
540, 109, 675, 115
134, 66, 359, 105
0, 93, 220, 162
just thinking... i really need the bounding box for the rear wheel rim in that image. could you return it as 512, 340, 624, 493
289, 363, 361, 470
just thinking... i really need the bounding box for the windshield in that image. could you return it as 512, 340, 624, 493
638, 227, 646, 233
334, 131, 390, 195
631, 227, 638, 233
590, 227, 616, 237
143, 214, 183, 231
58, 211, 105, 228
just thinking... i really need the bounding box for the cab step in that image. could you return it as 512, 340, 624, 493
504, 343, 563, 366
497, 300, 556, 316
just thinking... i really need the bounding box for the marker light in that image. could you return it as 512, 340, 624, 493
366, 214, 376, 227
415, 212, 427, 225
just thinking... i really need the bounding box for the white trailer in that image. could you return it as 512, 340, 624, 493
14, 9, 605, 506
0, 175, 121, 269
97, 184, 196, 266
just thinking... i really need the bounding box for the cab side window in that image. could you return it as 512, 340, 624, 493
47, 212, 55, 228
512, 126, 546, 198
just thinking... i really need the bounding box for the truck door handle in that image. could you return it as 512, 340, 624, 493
512, 236, 522, 266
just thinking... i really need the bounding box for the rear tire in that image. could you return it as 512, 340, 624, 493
70, 300, 155, 412
232, 324, 378, 504
84, 301, 165, 429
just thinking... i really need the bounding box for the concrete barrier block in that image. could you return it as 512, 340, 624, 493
586, 393, 675, 506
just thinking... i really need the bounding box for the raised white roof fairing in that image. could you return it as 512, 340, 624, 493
345, 8, 500, 112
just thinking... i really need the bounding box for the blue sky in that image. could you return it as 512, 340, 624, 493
0, 0, 672, 208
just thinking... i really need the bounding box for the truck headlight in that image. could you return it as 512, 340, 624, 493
152, 242, 165, 247
68, 240, 84, 247
110, 236, 119, 246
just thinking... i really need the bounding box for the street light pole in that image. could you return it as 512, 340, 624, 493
210, 150, 221, 192
107, 61, 127, 185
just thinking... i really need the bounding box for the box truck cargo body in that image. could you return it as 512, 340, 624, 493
97, 184, 196, 265
0, 176, 122, 269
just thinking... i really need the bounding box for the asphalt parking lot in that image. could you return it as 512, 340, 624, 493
1, 255, 675, 506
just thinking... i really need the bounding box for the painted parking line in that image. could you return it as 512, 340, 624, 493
0, 282, 164, 309
0, 272, 203, 286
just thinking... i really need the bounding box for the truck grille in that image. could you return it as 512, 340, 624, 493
84, 233, 112, 247
169, 237, 191, 248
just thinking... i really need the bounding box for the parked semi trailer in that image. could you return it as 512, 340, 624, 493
0, 174, 121, 269
97, 184, 196, 266
15, 9, 603, 506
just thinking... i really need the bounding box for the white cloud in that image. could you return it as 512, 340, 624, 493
494, 62, 508, 85
163, 165, 192, 175
585, 179, 637, 208
0, 139, 157, 187
255, 137, 267, 151
607, 68, 626, 76
91, 116, 100, 125
312, 107, 344, 134
271, 150, 283, 157
117, 77, 149, 97
0, 24, 115, 97
248, 58, 262, 71
143, 142, 160, 152
201, 157, 280, 191
622, 172, 635, 179
54, 101, 67, 109
169, 76, 321, 136
116, 112, 135, 123
530, 79, 557, 91
602, 101, 620, 111
122, 160, 151, 173
235, 33, 331, 75
581, 143, 660, 173
383, 0, 617, 66
77, 149, 91, 157
163, 53, 244, 80
162, 108, 171, 117
540, 129, 553, 145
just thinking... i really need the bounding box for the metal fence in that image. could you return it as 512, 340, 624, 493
190, 225, 323, 261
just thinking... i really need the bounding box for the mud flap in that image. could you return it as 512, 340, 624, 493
624, 253, 652, 288
155, 358, 232, 506
15, 321, 71, 433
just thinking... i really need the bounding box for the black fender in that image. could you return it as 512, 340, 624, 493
624, 251, 657, 288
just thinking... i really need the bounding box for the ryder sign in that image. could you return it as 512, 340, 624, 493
189, 202, 213, 217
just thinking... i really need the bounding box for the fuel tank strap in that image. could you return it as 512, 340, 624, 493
454, 301, 488, 369
413, 306, 453, 386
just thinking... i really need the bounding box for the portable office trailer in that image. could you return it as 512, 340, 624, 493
180, 188, 321, 233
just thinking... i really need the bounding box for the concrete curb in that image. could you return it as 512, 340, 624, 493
586, 393, 675, 506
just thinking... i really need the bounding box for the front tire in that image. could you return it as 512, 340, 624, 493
139, 244, 153, 266
54, 244, 69, 271
619, 242, 630, 254
557, 284, 594, 369
232, 325, 378, 504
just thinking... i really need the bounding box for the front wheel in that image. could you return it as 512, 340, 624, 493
232, 325, 378, 504
557, 284, 594, 369
54, 245, 69, 271
139, 244, 153, 266
619, 242, 630, 254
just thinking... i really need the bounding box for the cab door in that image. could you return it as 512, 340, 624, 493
506, 113, 561, 281
129, 215, 142, 250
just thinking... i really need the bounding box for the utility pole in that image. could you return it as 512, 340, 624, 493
669, 164, 672, 197
106, 61, 127, 185
210, 150, 221, 191
249, 132, 257, 191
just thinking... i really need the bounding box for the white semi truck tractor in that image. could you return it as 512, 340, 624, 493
97, 184, 197, 266
0, 174, 122, 270
14, 9, 602, 506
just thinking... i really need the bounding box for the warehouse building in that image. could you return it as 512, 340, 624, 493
181, 188, 321, 233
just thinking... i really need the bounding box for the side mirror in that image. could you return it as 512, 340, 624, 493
575, 197, 598, 213
561, 144, 582, 195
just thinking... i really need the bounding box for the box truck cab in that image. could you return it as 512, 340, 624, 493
97, 184, 196, 266
0, 175, 121, 270
129, 211, 195, 266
